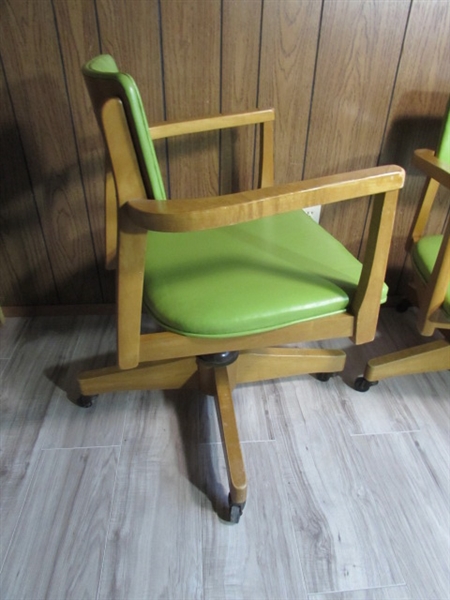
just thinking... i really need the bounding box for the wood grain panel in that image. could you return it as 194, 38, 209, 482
0, 61, 57, 305
305, 0, 410, 255
379, 0, 450, 293
96, 0, 168, 190
259, 0, 321, 185
0, 0, 102, 304
160, 0, 221, 199
52, 0, 114, 302
220, 0, 263, 193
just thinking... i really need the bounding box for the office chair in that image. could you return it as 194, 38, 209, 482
355, 102, 450, 392
79, 55, 404, 522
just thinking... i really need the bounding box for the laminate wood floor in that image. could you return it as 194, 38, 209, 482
0, 308, 449, 599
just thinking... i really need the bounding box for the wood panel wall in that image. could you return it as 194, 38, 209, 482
0, 0, 449, 309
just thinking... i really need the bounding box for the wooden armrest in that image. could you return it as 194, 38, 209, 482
125, 165, 405, 233
149, 108, 275, 140
413, 149, 450, 189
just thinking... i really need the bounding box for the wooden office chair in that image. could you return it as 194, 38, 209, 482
355, 102, 450, 392
79, 55, 404, 522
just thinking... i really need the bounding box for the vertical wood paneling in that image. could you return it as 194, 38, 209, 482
0, 62, 57, 305
0, 0, 102, 304
160, 0, 221, 199
220, 0, 263, 192
96, 0, 168, 190
0, 0, 449, 308
379, 0, 450, 294
304, 0, 411, 256
52, 0, 114, 302
259, 0, 321, 185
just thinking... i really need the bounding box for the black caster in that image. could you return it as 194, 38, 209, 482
315, 372, 335, 382
76, 395, 97, 408
228, 494, 246, 524
354, 377, 378, 392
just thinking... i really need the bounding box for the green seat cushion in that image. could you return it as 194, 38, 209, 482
412, 235, 450, 317
143, 210, 387, 338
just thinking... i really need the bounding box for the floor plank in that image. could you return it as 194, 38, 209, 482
199, 381, 274, 444
0, 460, 36, 568
310, 584, 410, 599
201, 440, 308, 600
0, 316, 127, 466
352, 432, 450, 600
98, 390, 203, 600
266, 377, 404, 594
0, 446, 119, 600
0, 309, 448, 599
0, 317, 29, 360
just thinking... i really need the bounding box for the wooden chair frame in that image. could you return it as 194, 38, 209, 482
78, 88, 404, 520
359, 148, 450, 388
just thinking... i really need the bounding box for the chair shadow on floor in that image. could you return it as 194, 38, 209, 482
165, 388, 232, 522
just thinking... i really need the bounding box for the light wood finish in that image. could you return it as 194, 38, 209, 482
365, 340, 450, 383
1, 311, 449, 597
126, 166, 404, 233
138, 315, 355, 363
214, 367, 247, 505
77, 61, 405, 519
362, 139, 450, 385
149, 109, 274, 140
235, 348, 346, 384
413, 148, 450, 189
104, 164, 117, 270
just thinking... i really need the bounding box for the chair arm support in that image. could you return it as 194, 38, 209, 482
149, 108, 275, 140
413, 149, 450, 189
125, 165, 405, 233
350, 189, 399, 344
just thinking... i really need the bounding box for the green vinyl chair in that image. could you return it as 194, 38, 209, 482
79, 55, 404, 522
355, 100, 450, 391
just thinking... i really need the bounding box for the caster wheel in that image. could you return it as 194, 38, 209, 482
354, 377, 378, 392
76, 395, 96, 408
228, 494, 246, 524
315, 372, 335, 382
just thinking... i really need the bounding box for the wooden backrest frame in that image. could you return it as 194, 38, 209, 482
86, 74, 403, 369
409, 149, 450, 335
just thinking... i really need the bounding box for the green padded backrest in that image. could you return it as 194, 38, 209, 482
436, 96, 450, 164
82, 55, 166, 201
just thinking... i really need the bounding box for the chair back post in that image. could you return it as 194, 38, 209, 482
100, 98, 148, 370
417, 214, 450, 335
408, 176, 440, 250
259, 119, 274, 188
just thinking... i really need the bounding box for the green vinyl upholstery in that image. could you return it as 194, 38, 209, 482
412, 235, 450, 317
410, 100, 450, 319
144, 212, 377, 337
82, 55, 166, 201
84, 54, 386, 339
